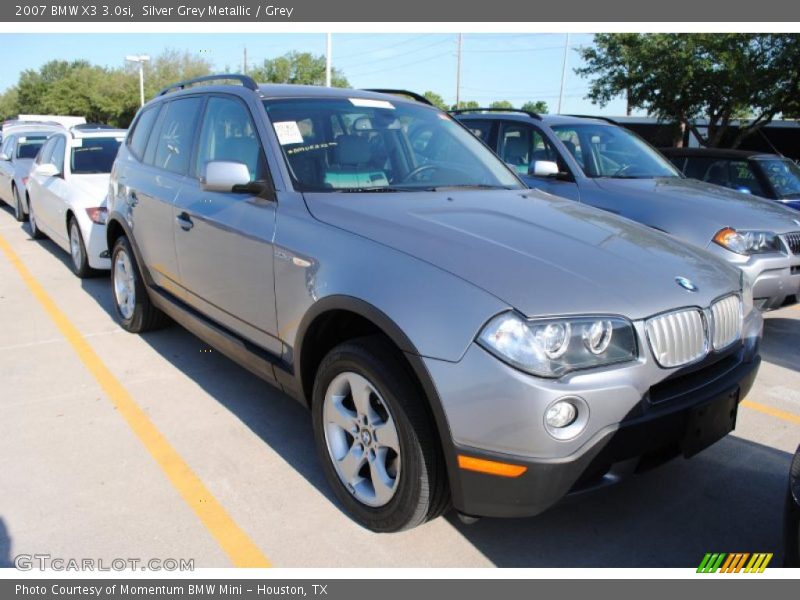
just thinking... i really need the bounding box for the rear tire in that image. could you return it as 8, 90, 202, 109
12, 186, 26, 222
312, 336, 450, 532
28, 196, 45, 239
111, 235, 168, 333
68, 217, 95, 279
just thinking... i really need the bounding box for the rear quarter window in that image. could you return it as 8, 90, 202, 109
127, 105, 161, 161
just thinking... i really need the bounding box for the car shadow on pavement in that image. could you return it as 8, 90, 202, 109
0, 518, 12, 568
761, 316, 800, 373
446, 435, 792, 567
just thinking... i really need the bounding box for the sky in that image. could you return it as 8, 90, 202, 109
0, 32, 630, 115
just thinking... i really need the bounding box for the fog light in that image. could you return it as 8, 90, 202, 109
545, 400, 578, 429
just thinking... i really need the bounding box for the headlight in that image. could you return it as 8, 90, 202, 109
713, 227, 782, 255
477, 312, 638, 378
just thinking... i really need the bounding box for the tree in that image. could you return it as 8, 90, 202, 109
248, 52, 349, 88
521, 100, 548, 114
489, 100, 514, 109
0, 87, 19, 120
422, 90, 448, 111
576, 33, 800, 148
450, 100, 480, 110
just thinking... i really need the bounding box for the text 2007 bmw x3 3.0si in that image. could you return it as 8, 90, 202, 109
106, 76, 763, 532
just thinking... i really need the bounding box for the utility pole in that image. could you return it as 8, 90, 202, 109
125, 54, 151, 108
557, 33, 570, 114
325, 33, 332, 87
455, 33, 463, 109
243, 46, 248, 74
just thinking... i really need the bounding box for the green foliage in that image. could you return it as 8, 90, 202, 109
451, 100, 480, 110
521, 100, 548, 114
489, 100, 514, 109
422, 90, 448, 111
1, 50, 213, 127
576, 34, 800, 147
248, 51, 349, 88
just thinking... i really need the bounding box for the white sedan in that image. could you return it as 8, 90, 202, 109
27, 127, 126, 277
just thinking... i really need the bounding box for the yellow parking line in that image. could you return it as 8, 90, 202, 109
742, 400, 800, 426
0, 233, 271, 568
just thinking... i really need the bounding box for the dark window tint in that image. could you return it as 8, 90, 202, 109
71, 138, 122, 174
128, 105, 160, 161
462, 120, 492, 143
728, 160, 766, 196
152, 97, 203, 175
51, 136, 66, 174
194, 96, 267, 182
16, 135, 48, 160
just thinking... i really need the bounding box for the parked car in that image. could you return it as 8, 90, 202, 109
661, 147, 800, 212
451, 109, 800, 312
0, 122, 63, 221
26, 126, 126, 277
107, 75, 762, 532
786, 444, 800, 567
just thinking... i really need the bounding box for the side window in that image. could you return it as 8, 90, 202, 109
683, 157, 716, 180
2, 135, 16, 158
702, 159, 730, 187
152, 97, 203, 175
51, 136, 66, 175
462, 120, 491, 143
128, 105, 160, 161
554, 127, 584, 170
194, 96, 268, 182
498, 123, 559, 175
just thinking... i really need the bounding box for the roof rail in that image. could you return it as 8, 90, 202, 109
449, 107, 542, 120
564, 114, 620, 126
157, 74, 258, 97
360, 89, 433, 106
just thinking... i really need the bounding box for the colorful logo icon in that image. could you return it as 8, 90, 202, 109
697, 552, 773, 573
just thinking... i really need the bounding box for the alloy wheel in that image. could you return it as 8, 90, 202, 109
113, 249, 136, 320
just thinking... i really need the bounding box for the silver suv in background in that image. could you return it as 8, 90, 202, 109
453, 110, 800, 312
107, 76, 762, 531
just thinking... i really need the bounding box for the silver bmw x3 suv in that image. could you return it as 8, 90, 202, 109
106, 76, 762, 532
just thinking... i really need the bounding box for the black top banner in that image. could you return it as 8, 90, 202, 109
3, 0, 800, 22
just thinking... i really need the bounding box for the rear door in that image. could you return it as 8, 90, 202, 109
35, 134, 70, 241
119, 98, 203, 297
173, 93, 281, 355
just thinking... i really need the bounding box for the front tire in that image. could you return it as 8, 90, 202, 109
111, 235, 168, 332
28, 196, 45, 239
68, 217, 94, 278
12, 186, 26, 222
312, 336, 449, 532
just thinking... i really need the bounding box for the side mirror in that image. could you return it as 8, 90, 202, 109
35, 163, 60, 178
0, 152, 10, 162
735, 186, 752, 195
201, 161, 254, 193
530, 160, 560, 177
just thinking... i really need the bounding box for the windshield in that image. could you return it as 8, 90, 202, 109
70, 137, 122, 174
263, 97, 522, 192
16, 135, 48, 160
551, 123, 680, 179
758, 158, 800, 198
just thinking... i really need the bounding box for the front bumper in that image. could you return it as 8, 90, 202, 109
705, 244, 800, 311
426, 309, 762, 518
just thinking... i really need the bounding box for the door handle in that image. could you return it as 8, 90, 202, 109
176, 211, 194, 231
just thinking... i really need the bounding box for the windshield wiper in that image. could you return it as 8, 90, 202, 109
425, 184, 516, 191
330, 187, 402, 193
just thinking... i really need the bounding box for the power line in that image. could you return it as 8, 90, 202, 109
334, 34, 430, 60
347, 51, 453, 78
338, 37, 452, 69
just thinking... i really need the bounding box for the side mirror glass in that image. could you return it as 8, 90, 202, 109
201, 161, 253, 193
735, 186, 752, 195
530, 160, 560, 177
35, 163, 60, 177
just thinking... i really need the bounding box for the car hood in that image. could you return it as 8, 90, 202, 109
69, 174, 110, 204
304, 189, 740, 320
592, 177, 800, 235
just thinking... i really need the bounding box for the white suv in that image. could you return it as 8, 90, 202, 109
27, 126, 126, 277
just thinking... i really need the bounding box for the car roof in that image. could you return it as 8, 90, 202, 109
659, 147, 779, 160
452, 111, 618, 127
70, 127, 127, 139
3, 123, 64, 136
154, 81, 425, 109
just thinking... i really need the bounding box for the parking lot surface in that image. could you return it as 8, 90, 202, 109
1, 203, 799, 568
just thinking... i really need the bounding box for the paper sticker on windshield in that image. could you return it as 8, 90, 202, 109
274, 121, 304, 145
349, 98, 395, 110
